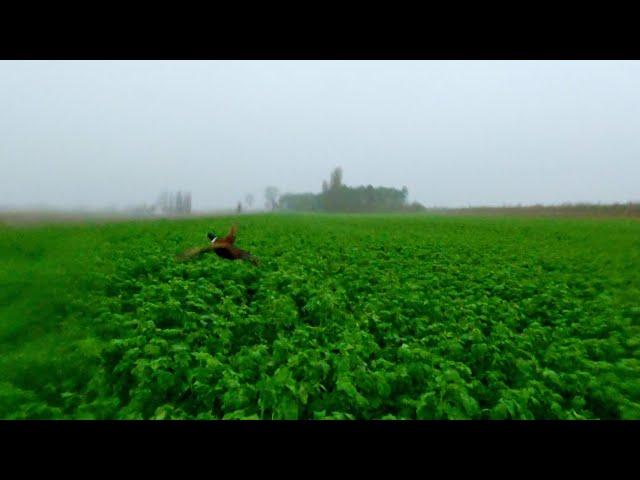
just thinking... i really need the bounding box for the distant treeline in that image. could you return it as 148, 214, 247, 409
278, 167, 426, 213
426, 202, 640, 218
157, 191, 192, 215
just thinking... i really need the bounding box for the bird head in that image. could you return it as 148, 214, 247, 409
207, 232, 217, 243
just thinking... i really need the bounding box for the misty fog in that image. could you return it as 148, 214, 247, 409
1, 60, 639, 212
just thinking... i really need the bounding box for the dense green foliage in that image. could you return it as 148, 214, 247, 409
1, 214, 639, 419
280, 186, 425, 213
279, 167, 424, 213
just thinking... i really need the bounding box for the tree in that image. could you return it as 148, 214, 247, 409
237, 202, 243, 214
157, 190, 192, 215
329, 167, 343, 191
158, 191, 169, 214
176, 191, 184, 214
168, 192, 175, 214
245, 194, 254, 209
265, 186, 279, 210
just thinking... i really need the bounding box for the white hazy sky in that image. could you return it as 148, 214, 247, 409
1, 60, 639, 210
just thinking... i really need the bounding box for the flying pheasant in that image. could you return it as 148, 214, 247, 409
177, 224, 259, 265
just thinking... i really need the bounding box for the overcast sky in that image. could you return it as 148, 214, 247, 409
1, 60, 639, 210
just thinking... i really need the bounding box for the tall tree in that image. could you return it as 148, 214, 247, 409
158, 191, 168, 214
245, 193, 254, 209
265, 186, 279, 210
176, 191, 184, 214
329, 167, 343, 191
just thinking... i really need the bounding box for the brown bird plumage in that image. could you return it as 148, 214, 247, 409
177, 224, 259, 265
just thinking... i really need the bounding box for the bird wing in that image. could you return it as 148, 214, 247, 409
176, 244, 215, 261
222, 224, 238, 244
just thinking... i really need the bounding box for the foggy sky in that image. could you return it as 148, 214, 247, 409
1, 60, 639, 210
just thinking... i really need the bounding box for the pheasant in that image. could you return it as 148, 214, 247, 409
177, 224, 259, 265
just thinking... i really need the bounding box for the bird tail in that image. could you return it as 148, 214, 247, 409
240, 251, 260, 266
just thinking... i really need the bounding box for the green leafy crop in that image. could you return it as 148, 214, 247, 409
1, 214, 639, 419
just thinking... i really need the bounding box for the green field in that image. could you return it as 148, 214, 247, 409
1, 214, 639, 419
